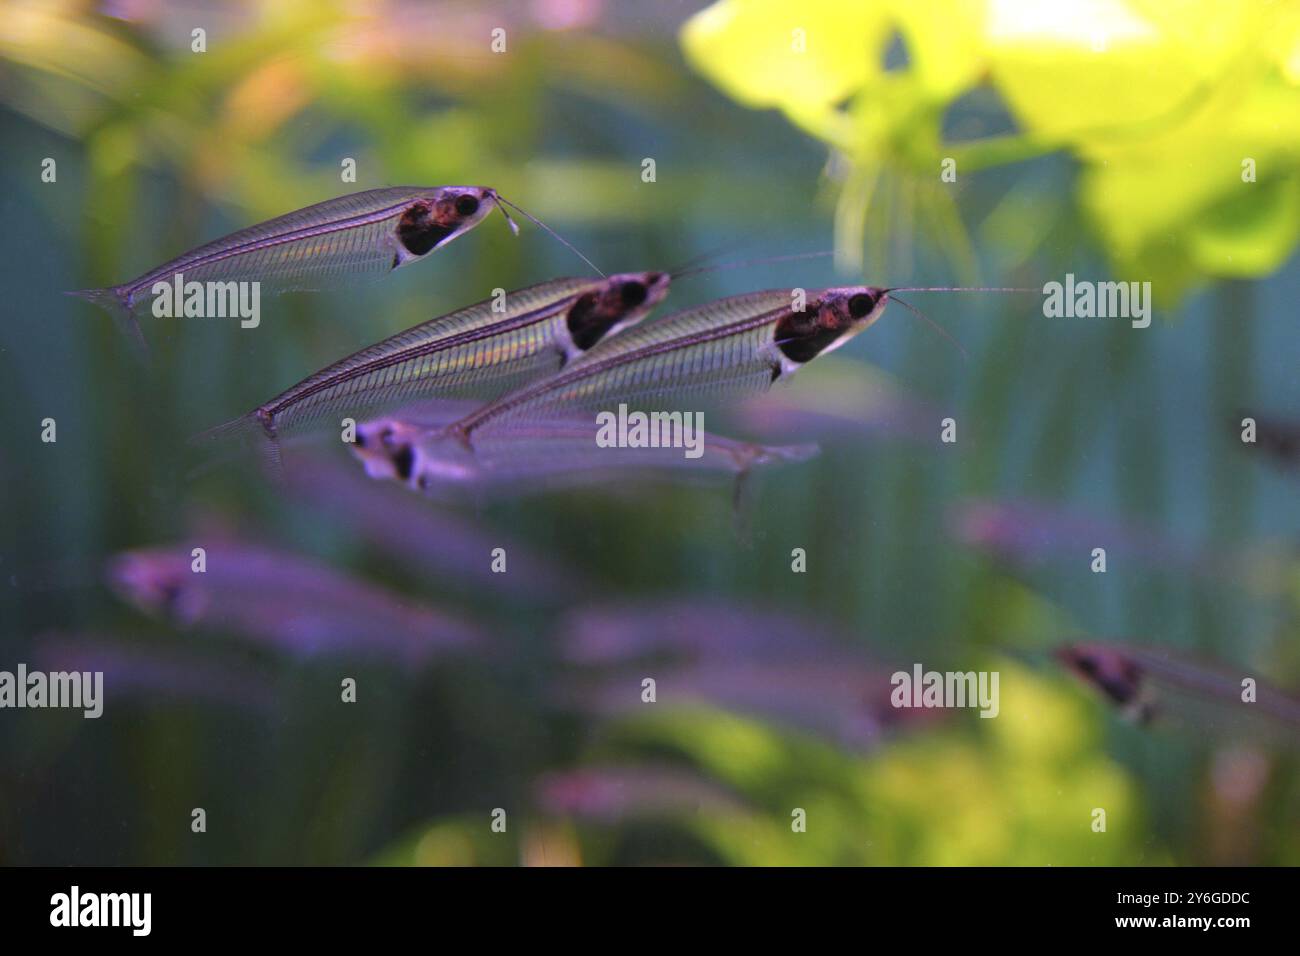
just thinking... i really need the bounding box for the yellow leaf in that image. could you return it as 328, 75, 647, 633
681, 0, 892, 112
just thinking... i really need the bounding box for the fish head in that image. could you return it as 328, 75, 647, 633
563, 270, 671, 354
1056, 643, 1145, 707
397, 187, 497, 257
353, 419, 482, 491
410, 439, 482, 491
352, 419, 424, 482
774, 286, 889, 364
106, 551, 209, 626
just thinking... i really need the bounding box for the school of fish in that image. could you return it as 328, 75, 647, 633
63, 184, 915, 493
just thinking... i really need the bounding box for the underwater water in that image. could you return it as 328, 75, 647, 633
1, 0, 1297, 868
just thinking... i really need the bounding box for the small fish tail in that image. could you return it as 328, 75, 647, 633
187, 410, 284, 481
443, 422, 475, 454
66, 286, 149, 358
190, 411, 262, 449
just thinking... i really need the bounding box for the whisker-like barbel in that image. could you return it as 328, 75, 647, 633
672, 249, 835, 281
878, 284, 1037, 363
885, 286, 1037, 293
491, 192, 606, 278
193, 271, 671, 464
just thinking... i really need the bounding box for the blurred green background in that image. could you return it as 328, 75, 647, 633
1, 0, 1298, 865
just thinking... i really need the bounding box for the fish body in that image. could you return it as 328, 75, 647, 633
283, 453, 584, 602
34, 634, 279, 714
69, 185, 500, 351
535, 765, 745, 822
196, 271, 669, 462
348, 401, 818, 496
555, 599, 938, 749
448, 285, 890, 445
1057, 642, 1300, 730
108, 541, 482, 665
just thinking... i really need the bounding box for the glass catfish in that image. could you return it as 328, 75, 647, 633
347, 402, 820, 498
68, 185, 512, 351
445, 285, 893, 447
197, 271, 671, 467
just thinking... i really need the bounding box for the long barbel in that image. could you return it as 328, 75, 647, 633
446, 284, 893, 446
195, 271, 671, 463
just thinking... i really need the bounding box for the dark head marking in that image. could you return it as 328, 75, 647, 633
397, 202, 455, 256
397, 188, 489, 257
159, 578, 186, 616
566, 271, 670, 353
773, 295, 836, 363
564, 293, 604, 352
620, 280, 647, 307
1059, 646, 1144, 707
775, 287, 886, 364
391, 444, 415, 482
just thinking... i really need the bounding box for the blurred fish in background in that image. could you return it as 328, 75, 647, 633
349, 402, 819, 500
107, 539, 484, 665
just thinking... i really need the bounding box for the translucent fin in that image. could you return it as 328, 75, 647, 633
187, 411, 283, 482
65, 287, 149, 359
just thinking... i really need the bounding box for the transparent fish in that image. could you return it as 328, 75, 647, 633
554, 599, 943, 749
196, 271, 669, 467
348, 400, 818, 498
557, 598, 856, 665
281, 452, 585, 603
68, 185, 503, 352
107, 540, 483, 665
1057, 642, 1300, 734
953, 499, 1209, 572
535, 765, 745, 823
950, 497, 1291, 594
447, 285, 891, 446
562, 658, 933, 751
33, 633, 279, 714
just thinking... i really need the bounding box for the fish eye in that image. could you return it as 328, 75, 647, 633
620, 281, 648, 307
455, 194, 480, 217
848, 292, 875, 319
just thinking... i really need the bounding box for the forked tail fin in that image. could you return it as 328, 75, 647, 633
65, 287, 149, 359
188, 411, 284, 482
